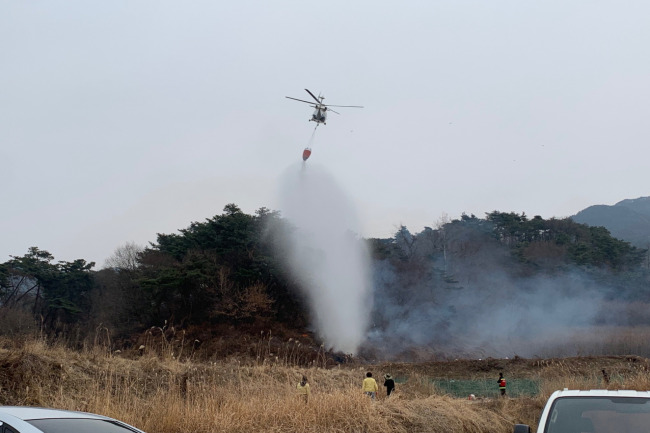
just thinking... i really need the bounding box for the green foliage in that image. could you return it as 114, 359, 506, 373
136, 204, 300, 326
44, 259, 94, 320
1, 247, 95, 330
0, 263, 9, 288
485, 211, 645, 270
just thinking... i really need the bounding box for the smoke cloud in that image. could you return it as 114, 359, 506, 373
366, 266, 610, 359
362, 223, 649, 360
271, 166, 644, 360
276, 163, 372, 354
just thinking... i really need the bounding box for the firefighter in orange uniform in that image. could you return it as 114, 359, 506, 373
498, 372, 506, 396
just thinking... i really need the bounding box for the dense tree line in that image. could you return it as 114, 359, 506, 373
0, 205, 306, 343
485, 211, 646, 270
367, 211, 648, 304
1, 206, 648, 348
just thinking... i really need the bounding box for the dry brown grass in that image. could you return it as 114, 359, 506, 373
2, 337, 650, 433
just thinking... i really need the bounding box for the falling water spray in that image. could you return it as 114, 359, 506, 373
276, 163, 372, 354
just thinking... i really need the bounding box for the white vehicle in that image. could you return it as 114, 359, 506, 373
514, 389, 650, 433
0, 406, 146, 433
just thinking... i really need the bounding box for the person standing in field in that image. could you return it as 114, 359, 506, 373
362, 372, 379, 399
498, 372, 506, 396
297, 375, 310, 403
384, 373, 395, 397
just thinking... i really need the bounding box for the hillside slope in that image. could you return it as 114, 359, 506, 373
572, 196, 650, 248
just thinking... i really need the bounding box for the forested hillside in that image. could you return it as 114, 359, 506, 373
1, 206, 648, 360
365, 212, 649, 359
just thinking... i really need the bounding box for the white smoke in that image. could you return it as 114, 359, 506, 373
276, 163, 371, 354
366, 256, 624, 359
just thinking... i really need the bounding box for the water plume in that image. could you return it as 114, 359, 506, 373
276, 163, 371, 354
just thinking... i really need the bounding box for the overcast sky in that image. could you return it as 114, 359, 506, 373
2, 1, 649, 266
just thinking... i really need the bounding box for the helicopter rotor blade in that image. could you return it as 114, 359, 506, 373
286, 96, 317, 106
304, 89, 322, 104
328, 108, 340, 115
324, 104, 364, 108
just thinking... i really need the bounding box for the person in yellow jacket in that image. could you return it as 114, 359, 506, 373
296, 375, 310, 403
362, 372, 379, 399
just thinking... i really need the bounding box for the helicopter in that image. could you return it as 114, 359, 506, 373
286, 89, 363, 125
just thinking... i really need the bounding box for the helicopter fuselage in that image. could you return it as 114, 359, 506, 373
286, 89, 362, 161
286, 89, 362, 126
311, 106, 327, 124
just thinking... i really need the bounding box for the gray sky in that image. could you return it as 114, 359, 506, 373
2, 1, 649, 266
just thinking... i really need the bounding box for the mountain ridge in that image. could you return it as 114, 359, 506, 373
572, 196, 650, 248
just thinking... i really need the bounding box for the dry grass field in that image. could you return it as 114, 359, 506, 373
1, 336, 650, 433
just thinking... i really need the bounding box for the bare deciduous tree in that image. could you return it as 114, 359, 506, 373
104, 242, 144, 271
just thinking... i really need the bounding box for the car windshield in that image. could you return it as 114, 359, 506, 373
27, 418, 139, 433
545, 396, 650, 433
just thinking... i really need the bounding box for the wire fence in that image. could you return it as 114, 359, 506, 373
393, 376, 540, 398
431, 378, 540, 398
